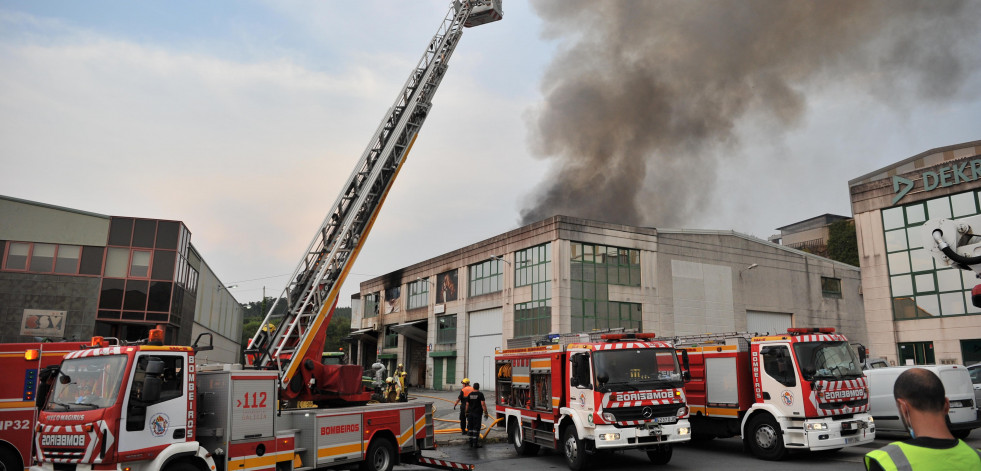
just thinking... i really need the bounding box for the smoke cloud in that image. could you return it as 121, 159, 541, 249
521, 0, 981, 227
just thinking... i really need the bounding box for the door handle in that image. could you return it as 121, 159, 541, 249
173, 428, 185, 439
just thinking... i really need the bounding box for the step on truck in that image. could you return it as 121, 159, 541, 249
674, 327, 875, 460
25, 2, 502, 471
495, 331, 692, 470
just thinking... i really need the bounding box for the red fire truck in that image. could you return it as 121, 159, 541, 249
0, 342, 85, 471
674, 327, 875, 460
494, 331, 691, 470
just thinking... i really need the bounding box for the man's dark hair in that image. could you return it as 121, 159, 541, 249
893, 368, 946, 413
472, 382, 480, 390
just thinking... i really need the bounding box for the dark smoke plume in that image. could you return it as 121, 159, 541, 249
521, 0, 981, 227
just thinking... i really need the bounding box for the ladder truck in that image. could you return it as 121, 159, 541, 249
673, 328, 875, 461
494, 331, 692, 471
28, 3, 501, 471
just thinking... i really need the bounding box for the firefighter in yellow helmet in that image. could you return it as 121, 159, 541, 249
395, 363, 408, 402
452, 378, 473, 434
384, 376, 398, 403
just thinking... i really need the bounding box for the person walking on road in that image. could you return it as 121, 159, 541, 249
465, 382, 489, 448
865, 368, 981, 470
452, 378, 473, 435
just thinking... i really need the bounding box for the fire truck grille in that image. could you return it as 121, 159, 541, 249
609, 403, 679, 422
820, 399, 868, 410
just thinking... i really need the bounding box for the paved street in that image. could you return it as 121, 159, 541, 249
403, 389, 981, 470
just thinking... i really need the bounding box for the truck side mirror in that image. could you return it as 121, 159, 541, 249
683, 371, 691, 382
857, 344, 867, 364
141, 376, 162, 403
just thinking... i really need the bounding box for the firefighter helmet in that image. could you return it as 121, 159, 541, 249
462, 378, 470, 384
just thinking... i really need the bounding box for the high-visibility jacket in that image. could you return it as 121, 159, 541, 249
864, 440, 981, 470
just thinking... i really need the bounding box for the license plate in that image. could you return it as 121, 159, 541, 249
844, 437, 856, 444
653, 417, 678, 424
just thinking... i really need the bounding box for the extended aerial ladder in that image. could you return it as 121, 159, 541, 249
244, 1, 502, 402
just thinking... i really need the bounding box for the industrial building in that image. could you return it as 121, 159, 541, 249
769, 213, 852, 256
0, 195, 243, 363
349, 215, 866, 390
849, 139, 981, 367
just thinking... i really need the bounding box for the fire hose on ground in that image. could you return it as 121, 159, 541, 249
412, 394, 503, 439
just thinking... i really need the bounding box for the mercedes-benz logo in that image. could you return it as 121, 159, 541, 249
642, 407, 653, 419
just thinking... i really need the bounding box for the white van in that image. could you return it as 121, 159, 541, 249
865, 364, 980, 439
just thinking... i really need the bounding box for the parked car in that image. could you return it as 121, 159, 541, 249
969, 363, 981, 413
865, 364, 980, 439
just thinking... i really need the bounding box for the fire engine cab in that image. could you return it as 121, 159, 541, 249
495, 331, 691, 470
675, 327, 875, 460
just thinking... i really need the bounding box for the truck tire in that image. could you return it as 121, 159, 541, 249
561, 427, 587, 471
646, 444, 673, 465
509, 421, 540, 456
361, 437, 396, 471
0, 447, 22, 471
746, 414, 788, 461
163, 461, 199, 471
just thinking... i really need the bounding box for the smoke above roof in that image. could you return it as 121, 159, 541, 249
520, 0, 981, 228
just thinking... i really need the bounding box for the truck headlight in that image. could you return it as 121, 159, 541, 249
598, 433, 621, 441
602, 412, 616, 422
805, 423, 828, 431
868, 417, 874, 423
678, 427, 690, 435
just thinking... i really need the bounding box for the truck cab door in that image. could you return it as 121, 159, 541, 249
569, 352, 595, 417
117, 352, 190, 455
758, 346, 804, 418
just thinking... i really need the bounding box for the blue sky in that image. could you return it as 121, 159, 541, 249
1, 1, 979, 306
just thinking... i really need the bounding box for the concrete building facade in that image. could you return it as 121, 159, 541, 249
849, 140, 981, 367
0, 195, 243, 363
351, 216, 866, 390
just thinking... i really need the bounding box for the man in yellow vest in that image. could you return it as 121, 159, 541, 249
865, 368, 981, 470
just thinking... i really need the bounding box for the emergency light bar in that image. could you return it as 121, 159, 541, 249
600, 332, 656, 341
786, 327, 835, 335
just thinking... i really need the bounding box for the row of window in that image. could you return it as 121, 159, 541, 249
883, 190, 981, 319
2, 241, 105, 275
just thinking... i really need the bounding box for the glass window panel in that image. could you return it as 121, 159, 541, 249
132, 219, 156, 248
108, 218, 133, 246
151, 250, 176, 280
939, 292, 965, 315
891, 275, 913, 297
571, 243, 581, 261
915, 294, 940, 317
583, 244, 594, 262
905, 204, 926, 225
914, 273, 935, 293
30, 243, 55, 272
79, 246, 104, 275
155, 221, 179, 249
926, 197, 952, 220
909, 248, 934, 272
148, 281, 172, 312
906, 228, 924, 250
893, 297, 918, 319
105, 247, 129, 277
965, 292, 981, 314
99, 278, 126, 309
885, 230, 908, 252
936, 268, 963, 292
962, 270, 979, 288
54, 245, 81, 274
130, 250, 151, 277
951, 191, 977, 218
887, 252, 911, 275
124, 280, 148, 311
97, 310, 120, 320
6, 242, 29, 270
882, 207, 905, 230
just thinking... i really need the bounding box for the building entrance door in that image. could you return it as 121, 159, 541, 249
468, 308, 502, 389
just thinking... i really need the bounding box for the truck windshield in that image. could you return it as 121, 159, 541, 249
45, 355, 128, 411
793, 341, 863, 381
593, 348, 682, 391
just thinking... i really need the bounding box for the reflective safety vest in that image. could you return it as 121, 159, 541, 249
864, 441, 981, 471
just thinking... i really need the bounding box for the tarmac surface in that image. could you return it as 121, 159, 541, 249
403, 385, 506, 447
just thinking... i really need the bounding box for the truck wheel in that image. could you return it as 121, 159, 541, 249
509, 421, 540, 456
561, 427, 587, 471
361, 437, 396, 471
646, 444, 673, 465
0, 447, 22, 471
746, 414, 788, 461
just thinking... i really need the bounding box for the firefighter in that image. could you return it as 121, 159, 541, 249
452, 378, 473, 435
395, 363, 407, 402
465, 382, 489, 448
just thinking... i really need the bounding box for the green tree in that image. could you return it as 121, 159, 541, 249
239, 298, 352, 360
826, 219, 860, 267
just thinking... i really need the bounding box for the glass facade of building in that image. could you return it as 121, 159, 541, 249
570, 242, 642, 332
884, 189, 981, 319
407, 278, 429, 310
468, 258, 503, 297
514, 243, 551, 337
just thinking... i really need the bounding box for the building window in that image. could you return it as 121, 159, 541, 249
883, 190, 981, 320
364, 292, 379, 318
821, 277, 842, 298
2, 241, 102, 276
514, 243, 551, 337
469, 258, 503, 297
130, 250, 151, 278
570, 242, 642, 333
898, 341, 935, 365
3, 242, 29, 270
384, 324, 399, 349
408, 278, 429, 310
29, 243, 55, 272
436, 315, 456, 344
54, 245, 81, 274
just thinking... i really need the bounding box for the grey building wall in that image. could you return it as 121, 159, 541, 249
0, 196, 110, 246
0, 272, 101, 343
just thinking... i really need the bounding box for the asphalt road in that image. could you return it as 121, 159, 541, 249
402, 430, 981, 471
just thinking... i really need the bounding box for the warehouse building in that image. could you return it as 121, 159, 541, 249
849, 139, 981, 366
0, 195, 243, 363
349, 216, 866, 390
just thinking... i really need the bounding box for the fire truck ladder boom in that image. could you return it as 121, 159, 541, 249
247, 2, 479, 387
